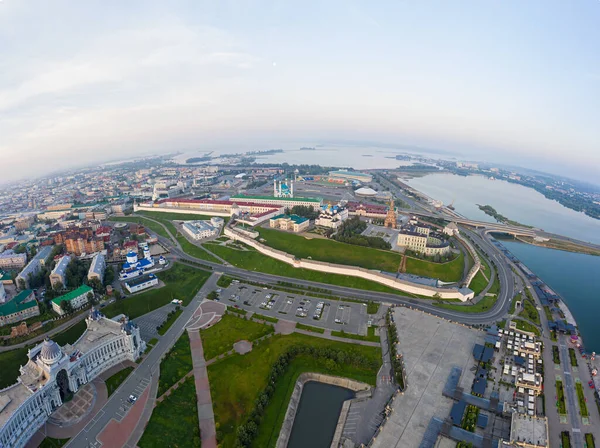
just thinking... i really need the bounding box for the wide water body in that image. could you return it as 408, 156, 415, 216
288, 382, 354, 448
405, 173, 600, 245
501, 240, 600, 351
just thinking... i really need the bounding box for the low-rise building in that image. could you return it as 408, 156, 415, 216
229, 194, 322, 211
15, 246, 53, 289
87, 253, 106, 284
397, 224, 451, 257
0, 290, 40, 326
503, 413, 548, 447
49, 256, 72, 289
269, 214, 310, 233
0, 251, 27, 269
182, 220, 221, 240
443, 222, 459, 236
123, 273, 158, 294
51, 285, 92, 315
515, 372, 543, 395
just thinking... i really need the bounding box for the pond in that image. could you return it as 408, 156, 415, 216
287, 381, 355, 448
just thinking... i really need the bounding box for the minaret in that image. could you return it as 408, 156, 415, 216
274, 179, 277, 196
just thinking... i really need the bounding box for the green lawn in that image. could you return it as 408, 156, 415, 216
157, 309, 183, 336
200, 314, 274, 360
509, 294, 521, 314
110, 216, 170, 240
38, 438, 69, 448
514, 319, 541, 336
556, 380, 567, 414
331, 327, 380, 343
208, 332, 381, 448
576, 382, 589, 416
543, 306, 553, 322
553, 346, 561, 364
105, 366, 134, 396
469, 270, 488, 296
158, 331, 192, 396
207, 243, 422, 296
520, 299, 541, 325
138, 376, 200, 448
255, 227, 464, 282
586, 433, 595, 448
228, 307, 248, 316
367, 301, 380, 314
51, 320, 88, 346
435, 293, 498, 313
252, 313, 278, 323
569, 348, 578, 367
103, 263, 211, 319
295, 323, 325, 334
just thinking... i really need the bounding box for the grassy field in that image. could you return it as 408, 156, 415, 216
103, 263, 211, 319
207, 243, 422, 295
255, 227, 464, 282
157, 309, 183, 336
252, 313, 278, 323
331, 327, 380, 343
509, 294, 521, 314
110, 216, 170, 240
295, 323, 325, 333
158, 331, 192, 396
208, 332, 381, 448
469, 270, 489, 296
435, 293, 498, 314
514, 319, 541, 336
576, 382, 589, 416
138, 376, 201, 448
38, 438, 69, 448
569, 348, 578, 367
51, 320, 87, 346
543, 306, 553, 321
200, 314, 274, 360
367, 301, 380, 314
586, 433, 595, 448
520, 299, 541, 325
553, 345, 561, 364
228, 307, 248, 316
105, 366, 134, 396
556, 380, 567, 414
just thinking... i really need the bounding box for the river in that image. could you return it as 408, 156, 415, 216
287, 381, 354, 448
404, 172, 600, 245
500, 240, 600, 352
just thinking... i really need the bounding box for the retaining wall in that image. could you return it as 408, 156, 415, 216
134, 205, 231, 217
276, 373, 371, 448
225, 227, 473, 301
457, 234, 481, 288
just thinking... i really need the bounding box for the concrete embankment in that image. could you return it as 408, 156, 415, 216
275, 373, 371, 448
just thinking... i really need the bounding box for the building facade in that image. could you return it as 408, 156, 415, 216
51, 285, 92, 315
0, 290, 40, 327
124, 273, 159, 294
397, 227, 451, 257
50, 256, 71, 289
269, 214, 310, 232
87, 253, 106, 284
0, 309, 145, 448
15, 246, 53, 289
182, 220, 220, 240
314, 205, 349, 229
0, 251, 27, 270
229, 194, 322, 211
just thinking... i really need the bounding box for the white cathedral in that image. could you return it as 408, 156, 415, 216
0, 308, 145, 448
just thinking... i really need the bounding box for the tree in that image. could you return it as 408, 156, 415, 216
113, 289, 122, 300
60, 300, 74, 314
88, 277, 104, 294
30, 246, 37, 257
17, 278, 26, 291
53, 281, 63, 292
87, 292, 98, 305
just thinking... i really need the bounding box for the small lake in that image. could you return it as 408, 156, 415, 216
287, 381, 354, 448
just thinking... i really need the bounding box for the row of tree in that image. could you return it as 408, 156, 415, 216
235, 344, 378, 447
285, 205, 320, 220
386, 310, 405, 390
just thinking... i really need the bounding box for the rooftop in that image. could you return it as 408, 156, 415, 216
51, 285, 93, 306
0, 290, 36, 317
509, 413, 548, 447
230, 194, 322, 203
125, 273, 157, 288
271, 214, 308, 224
89, 252, 105, 275
72, 315, 124, 354
51, 255, 71, 277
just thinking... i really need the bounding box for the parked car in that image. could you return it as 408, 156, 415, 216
128, 394, 137, 404
589, 381, 595, 389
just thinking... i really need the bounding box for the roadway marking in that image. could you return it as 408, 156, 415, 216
565, 371, 571, 375
573, 428, 581, 433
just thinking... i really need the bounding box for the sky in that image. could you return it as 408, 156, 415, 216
1, 0, 599, 183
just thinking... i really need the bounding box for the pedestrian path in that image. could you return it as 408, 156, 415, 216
188, 330, 217, 448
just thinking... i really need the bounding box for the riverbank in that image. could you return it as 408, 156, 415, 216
515, 236, 600, 257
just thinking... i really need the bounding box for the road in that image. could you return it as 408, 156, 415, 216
65, 273, 220, 448
559, 341, 584, 448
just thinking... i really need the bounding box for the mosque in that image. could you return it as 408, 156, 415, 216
0, 308, 145, 448
119, 243, 155, 280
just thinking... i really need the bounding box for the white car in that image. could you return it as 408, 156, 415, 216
128, 394, 137, 404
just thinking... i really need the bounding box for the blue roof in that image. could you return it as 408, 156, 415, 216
476, 413, 489, 428
514, 356, 526, 366
472, 377, 487, 395
127, 251, 137, 258
473, 344, 494, 363
449, 401, 467, 425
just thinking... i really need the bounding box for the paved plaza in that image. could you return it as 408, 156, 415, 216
371, 307, 485, 448
133, 301, 179, 341
48, 384, 96, 427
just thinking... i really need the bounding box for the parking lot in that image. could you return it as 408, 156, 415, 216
219, 282, 372, 335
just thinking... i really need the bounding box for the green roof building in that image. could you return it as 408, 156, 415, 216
0, 289, 40, 326
52, 285, 93, 316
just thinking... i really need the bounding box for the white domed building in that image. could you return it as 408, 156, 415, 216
354, 187, 378, 198
0, 309, 145, 448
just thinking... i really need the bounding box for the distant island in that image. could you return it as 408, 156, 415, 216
247, 149, 283, 155
186, 155, 213, 163
477, 204, 533, 228
300, 147, 316, 151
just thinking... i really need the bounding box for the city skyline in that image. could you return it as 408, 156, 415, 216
1, 0, 599, 183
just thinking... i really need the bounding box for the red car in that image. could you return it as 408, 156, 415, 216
589, 381, 595, 389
